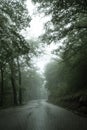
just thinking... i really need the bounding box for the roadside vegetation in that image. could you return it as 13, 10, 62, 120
33, 0, 87, 114
0, 0, 43, 108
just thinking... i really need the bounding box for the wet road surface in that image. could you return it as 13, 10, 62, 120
0, 99, 87, 130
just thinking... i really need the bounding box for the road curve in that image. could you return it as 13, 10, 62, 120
0, 99, 87, 130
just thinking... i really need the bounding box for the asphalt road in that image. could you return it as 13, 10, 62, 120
0, 99, 87, 130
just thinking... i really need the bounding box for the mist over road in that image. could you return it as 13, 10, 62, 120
0, 100, 87, 130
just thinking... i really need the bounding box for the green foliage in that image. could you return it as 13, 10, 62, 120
0, 0, 31, 67
33, 0, 87, 102
0, 0, 42, 106
21, 68, 43, 101
0, 0, 31, 30
32, 0, 87, 44
45, 48, 87, 99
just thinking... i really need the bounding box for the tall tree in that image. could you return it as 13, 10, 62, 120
17, 57, 22, 105
0, 0, 31, 106
33, 0, 87, 104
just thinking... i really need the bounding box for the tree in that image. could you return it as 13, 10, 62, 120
34, 0, 87, 103
21, 68, 44, 102
32, 0, 87, 46
0, 0, 31, 106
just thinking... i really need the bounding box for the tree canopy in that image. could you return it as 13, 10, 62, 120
0, 0, 43, 106
32, 0, 87, 105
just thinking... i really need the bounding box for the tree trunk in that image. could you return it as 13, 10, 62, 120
10, 59, 18, 105
17, 57, 22, 105
0, 67, 4, 106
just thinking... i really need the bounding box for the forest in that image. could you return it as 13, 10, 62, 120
32, 0, 87, 114
0, 0, 44, 107
0, 0, 87, 115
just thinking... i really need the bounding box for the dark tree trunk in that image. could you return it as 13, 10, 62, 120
0, 67, 4, 106
17, 57, 22, 105
10, 59, 18, 105
19, 87, 22, 105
